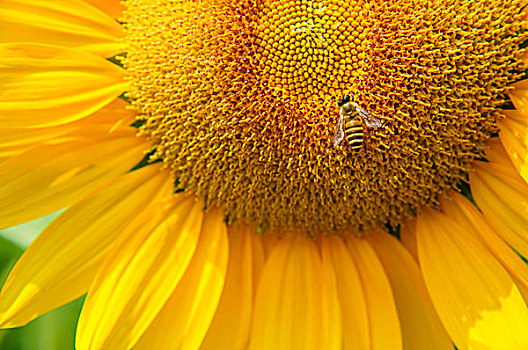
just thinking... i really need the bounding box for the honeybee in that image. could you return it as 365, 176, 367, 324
333, 94, 382, 148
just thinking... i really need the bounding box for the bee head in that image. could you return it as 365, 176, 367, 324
337, 94, 353, 107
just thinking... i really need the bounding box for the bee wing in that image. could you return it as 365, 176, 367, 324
333, 111, 345, 146
356, 107, 382, 128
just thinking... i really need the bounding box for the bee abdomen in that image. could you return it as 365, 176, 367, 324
344, 117, 364, 150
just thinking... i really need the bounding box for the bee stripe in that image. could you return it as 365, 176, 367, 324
343, 115, 364, 150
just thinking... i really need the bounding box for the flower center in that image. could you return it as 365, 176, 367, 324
123, 0, 527, 234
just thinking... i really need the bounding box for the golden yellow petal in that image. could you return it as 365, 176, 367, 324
318, 241, 344, 350
470, 149, 528, 260
368, 230, 452, 350
77, 194, 205, 350
485, 137, 521, 167
132, 207, 228, 350
444, 191, 528, 305
0, 165, 172, 328
249, 235, 342, 350
0, 99, 134, 161
417, 208, 528, 349
516, 282, 528, 305
0, 125, 72, 161
400, 217, 419, 262
324, 236, 370, 350
346, 237, 403, 350
201, 225, 263, 349
83, 0, 124, 19
259, 232, 281, 258
510, 79, 528, 111
0, 43, 128, 128
249, 230, 266, 294
0, 0, 123, 57
499, 109, 528, 184
521, 50, 528, 66
0, 124, 146, 229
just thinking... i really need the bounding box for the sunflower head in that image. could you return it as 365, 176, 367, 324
124, 0, 527, 234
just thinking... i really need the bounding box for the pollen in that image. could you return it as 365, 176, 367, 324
123, 0, 527, 234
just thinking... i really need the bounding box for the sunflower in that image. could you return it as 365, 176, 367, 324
1, 0, 528, 348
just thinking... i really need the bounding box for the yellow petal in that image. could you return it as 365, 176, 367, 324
249, 230, 266, 294
132, 207, 228, 350
485, 137, 520, 167
201, 225, 263, 349
318, 241, 343, 350
0, 125, 146, 229
77, 194, 206, 350
368, 230, 452, 350
0, 43, 128, 128
416, 208, 528, 349
0, 99, 134, 161
509, 79, 528, 111
325, 236, 370, 350
84, 0, 124, 19
499, 110, 528, 184
0, 0, 123, 57
0, 165, 172, 327
444, 191, 528, 305
400, 217, 419, 262
259, 231, 281, 258
470, 153, 528, 260
346, 236, 403, 350
516, 282, 528, 305
249, 235, 342, 350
